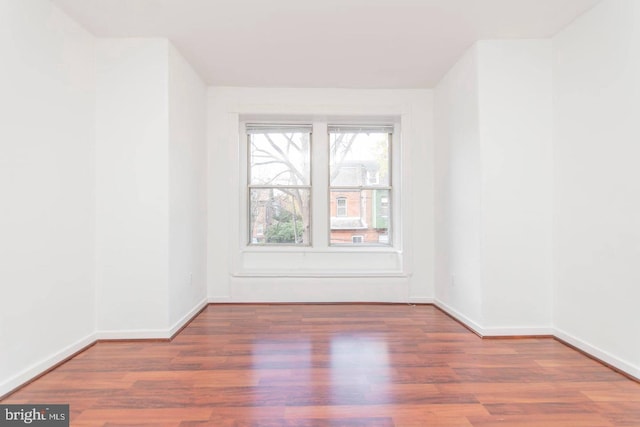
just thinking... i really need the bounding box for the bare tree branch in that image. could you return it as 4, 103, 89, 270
250, 132, 311, 245
261, 169, 292, 185
330, 133, 358, 182
283, 133, 301, 153
265, 134, 306, 184
253, 160, 290, 167
252, 147, 282, 159
278, 188, 303, 208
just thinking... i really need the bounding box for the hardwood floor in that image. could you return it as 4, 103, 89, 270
3, 304, 640, 426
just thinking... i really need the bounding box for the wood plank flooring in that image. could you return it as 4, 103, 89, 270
3, 304, 640, 426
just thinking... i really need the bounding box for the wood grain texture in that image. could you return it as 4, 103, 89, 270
2, 304, 639, 426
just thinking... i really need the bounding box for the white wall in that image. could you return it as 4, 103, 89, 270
207, 88, 434, 302
4, 0, 638, 396
0, 0, 96, 395
435, 41, 554, 334
168, 45, 208, 327
477, 40, 553, 331
95, 39, 208, 337
434, 46, 484, 327
553, 0, 640, 377
95, 39, 170, 334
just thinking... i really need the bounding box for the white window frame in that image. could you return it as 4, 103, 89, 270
336, 197, 347, 217
235, 115, 404, 277
246, 124, 313, 247
328, 125, 393, 247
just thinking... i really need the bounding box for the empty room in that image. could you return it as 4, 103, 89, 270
1, 0, 639, 425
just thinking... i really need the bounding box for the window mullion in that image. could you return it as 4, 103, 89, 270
311, 121, 329, 248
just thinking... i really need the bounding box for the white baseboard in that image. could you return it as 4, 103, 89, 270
434, 299, 637, 379
95, 329, 172, 340
94, 299, 211, 341
168, 298, 208, 337
0, 332, 97, 398
1, 300, 211, 398
482, 326, 555, 337
434, 299, 553, 337
434, 299, 484, 336
96, 299, 209, 340
554, 328, 640, 381
3, 301, 638, 398
208, 296, 233, 303
408, 297, 435, 304
209, 296, 433, 304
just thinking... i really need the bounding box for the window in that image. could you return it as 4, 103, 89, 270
379, 196, 389, 218
336, 197, 347, 217
245, 122, 393, 247
329, 126, 392, 246
248, 124, 311, 245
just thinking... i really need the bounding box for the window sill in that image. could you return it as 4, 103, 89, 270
231, 270, 409, 278
242, 246, 401, 254
234, 246, 405, 278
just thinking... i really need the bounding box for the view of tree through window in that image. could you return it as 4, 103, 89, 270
248, 125, 311, 245
247, 123, 393, 247
329, 126, 392, 245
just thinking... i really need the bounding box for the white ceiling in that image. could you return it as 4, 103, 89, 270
52, 0, 600, 88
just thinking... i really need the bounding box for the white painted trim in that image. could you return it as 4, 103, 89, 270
3, 301, 639, 397
208, 296, 234, 303
0, 332, 97, 397
207, 298, 414, 304
434, 299, 554, 337
554, 328, 640, 381
232, 115, 408, 276
1, 300, 211, 397
96, 300, 209, 340
95, 329, 171, 340
408, 297, 435, 304
231, 271, 409, 278
482, 326, 554, 337
435, 300, 638, 379
434, 299, 484, 336
168, 298, 208, 337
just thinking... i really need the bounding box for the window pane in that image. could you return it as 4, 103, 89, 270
330, 131, 390, 187
250, 131, 311, 186
250, 188, 311, 245
336, 197, 347, 217
330, 189, 390, 245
